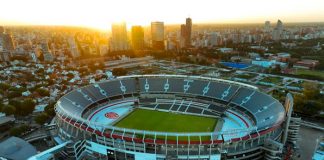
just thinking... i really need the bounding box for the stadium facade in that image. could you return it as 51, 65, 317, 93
49, 75, 296, 160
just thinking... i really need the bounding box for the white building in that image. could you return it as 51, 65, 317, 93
68, 37, 80, 58
264, 21, 271, 32
151, 22, 164, 50
110, 23, 129, 51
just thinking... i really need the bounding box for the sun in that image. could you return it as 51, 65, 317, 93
0, 0, 324, 29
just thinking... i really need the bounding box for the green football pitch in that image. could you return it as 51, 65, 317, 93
114, 109, 217, 141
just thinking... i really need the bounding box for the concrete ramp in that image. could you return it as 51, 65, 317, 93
28, 140, 72, 160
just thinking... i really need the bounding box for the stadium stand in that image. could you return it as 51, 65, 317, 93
54, 75, 287, 160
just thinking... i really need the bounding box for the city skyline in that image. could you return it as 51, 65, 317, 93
0, 1, 323, 159
0, 0, 324, 30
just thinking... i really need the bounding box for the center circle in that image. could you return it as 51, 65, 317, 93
105, 112, 119, 119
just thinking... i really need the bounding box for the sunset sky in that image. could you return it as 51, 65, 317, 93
1, 0, 324, 30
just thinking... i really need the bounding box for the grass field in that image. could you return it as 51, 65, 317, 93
260, 76, 282, 84
114, 109, 217, 141
296, 69, 324, 79
235, 73, 256, 80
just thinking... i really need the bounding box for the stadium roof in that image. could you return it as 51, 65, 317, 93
0, 136, 37, 160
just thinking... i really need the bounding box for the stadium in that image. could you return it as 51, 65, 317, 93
53, 75, 294, 160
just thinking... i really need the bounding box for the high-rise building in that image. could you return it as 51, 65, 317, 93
180, 18, 192, 48
185, 17, 192, 47
110, 23, 129, 51
272, 28, 281, 41
131, 26, 144, 50
276, 20, 284, 33
99, 45, 109, 56
180, 24, 186, 48
151, 21, 164, 50
68, 37, 80, 58
272, 20, 284, 41
0, 33, 15, 52
208, 32, 218, 46
264, 21, 271, 32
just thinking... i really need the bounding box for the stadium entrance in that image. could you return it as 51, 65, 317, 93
107, 149, 135, 160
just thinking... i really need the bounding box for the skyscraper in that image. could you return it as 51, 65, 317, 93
110, 22, 129, 51
131, 26, 144, 50
272, 28, 281, 41
209, 32, 218, 46
180, 18, 192, 48
151, 21, 164, 50
276, 19, 284, 33
185, 17, 192, 47
68, 36, 80, 58
264, 21, 271, 32
272, 20, 284, 41
0, 33, 15, 52
180, 24, 186, 48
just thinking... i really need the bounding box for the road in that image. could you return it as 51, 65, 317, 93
297, 125, 324, 160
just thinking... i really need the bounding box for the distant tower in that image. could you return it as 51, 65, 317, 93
180, 18, 192, 48
272, 20, 284, 41
131, 26, 144, 50
110, 22, 129, 51
1, 33, 15, 52
180, 24, 186, 48
68, 36, 80, 58
185, 17, 192, 47
264, 21, 271, 32
209, 32, 218, 46
276, 19, 284, 34
151, 21, 164, 50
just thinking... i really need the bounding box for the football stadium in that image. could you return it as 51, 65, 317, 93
52, 75, 296, 160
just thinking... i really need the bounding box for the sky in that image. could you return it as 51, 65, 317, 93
0, 0, 324, 30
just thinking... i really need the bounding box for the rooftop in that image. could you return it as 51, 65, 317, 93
0, 136, 37, 160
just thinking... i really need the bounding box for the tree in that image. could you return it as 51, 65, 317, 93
10, 99, 36, 116
0, 103, 3, 112
0, 83, 10, 90
294, 82, 324, 116
272, 64, 281, 74
47, 79, 54, 85
302, 82, 321, 99
1, 105, 16, 115
112, 68, 128, 76
9, 125, 29, 136
10, 55, 28, 62
142, 68, 154, 74
38, 52, 44, 61
21, 99, 36, 116
7, 91, 22, 99
36, 88, 50, 97
66, 72, 74, 79
34, 113, 49, 125
97, 62, 105, 70
45, 103, 56, 117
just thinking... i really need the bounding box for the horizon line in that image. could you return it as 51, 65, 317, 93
2, 20, 324, 31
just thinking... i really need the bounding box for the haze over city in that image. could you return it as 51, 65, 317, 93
1, 0, 324, 29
